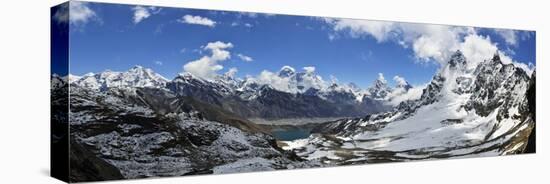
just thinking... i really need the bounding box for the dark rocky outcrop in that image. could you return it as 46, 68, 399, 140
525, 71, 536, 153
69, 140, 124, 182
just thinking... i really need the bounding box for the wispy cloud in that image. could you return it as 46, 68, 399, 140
225, 67, 238, 78
393, 75, 407, 86
303, 66, 316, 73
237, 12, 275, 18
154, 61, 163, 66
237, 53, 253, 62
494, 29, 518, 46
178, 15, 216, 27
230, 22, 254, 28
132, 6, 161, 24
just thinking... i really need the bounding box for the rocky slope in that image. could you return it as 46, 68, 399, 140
64, 83, 312, 181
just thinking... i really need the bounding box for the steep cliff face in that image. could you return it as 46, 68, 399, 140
524, 71, 536, 153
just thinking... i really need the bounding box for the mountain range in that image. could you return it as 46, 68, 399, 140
52, 50, 535, 181
68, 64, 414, 120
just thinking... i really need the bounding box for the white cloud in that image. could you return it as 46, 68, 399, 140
303, 66, 316, 73
241, 12, 258, 18
154, 61, 163, 66
377, 73, 387, 83
178, 15, 216, 27
225, 67, 238, 78
132, 6, 161, 24
329, 75, 339, 84
458, 34, 500, 68
406, 25, 472, 64
257, 70, 293, 92
54, 1, 98, 26
393, 75, 407, 86
323, 18, 471, 65
183, 41, 233, 80
132, 6, 149, 24
386, 84, 426, 106
386, 75, 425, 106
237, 12, 275, 18
323, 18, 532, 72
203, 41, 233, 60
230, 22, 254, 28
237, 54, 254, 62
324, 18, 396, 42
281, 65, 296, 73
494, 29, 518, 46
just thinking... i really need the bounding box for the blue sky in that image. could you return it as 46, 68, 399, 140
53, 1, 536, 88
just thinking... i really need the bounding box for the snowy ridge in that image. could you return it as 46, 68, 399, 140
70, 65, 168, 91
69, 64, 418, 107
283, 50, 534, 163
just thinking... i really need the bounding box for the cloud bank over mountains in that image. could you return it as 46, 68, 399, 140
323, 18, 534, 74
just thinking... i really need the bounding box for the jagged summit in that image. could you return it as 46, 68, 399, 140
492, 50, 501, 62
368, 73, 392, 99
448, 50, 466, 68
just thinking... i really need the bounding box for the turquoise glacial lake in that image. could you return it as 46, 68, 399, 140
272, 129, 311, 141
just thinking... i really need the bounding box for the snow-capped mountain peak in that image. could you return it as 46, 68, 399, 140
216, 71, 242, 90
71, 66, 168, 91
448, 50, 467, 68
367, 73, 392, 99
